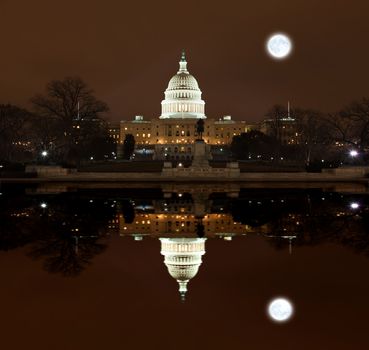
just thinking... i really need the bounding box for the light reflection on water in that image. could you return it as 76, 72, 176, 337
1, 185, 369, 276
0, 184, 369, 348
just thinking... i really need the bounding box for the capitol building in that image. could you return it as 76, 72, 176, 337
119, 51, 252, 160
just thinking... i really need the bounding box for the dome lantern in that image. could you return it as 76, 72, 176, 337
178, 49, 188, 73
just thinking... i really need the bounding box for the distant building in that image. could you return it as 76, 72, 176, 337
72, 118, 106, 141
107, 122, 120, 144
259, 116, 300, 145
119, 51, 253, 160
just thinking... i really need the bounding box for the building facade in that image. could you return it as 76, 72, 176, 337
107, 122, 120, 144
259, 116, 300, 145
119, 51, 252, 160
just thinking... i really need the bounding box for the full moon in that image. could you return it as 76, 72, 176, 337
267, 298, 294, 322
266, 33, 292, 59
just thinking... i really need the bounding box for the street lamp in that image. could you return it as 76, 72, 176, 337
41, 150, 48, 157
349, 150, 358, 157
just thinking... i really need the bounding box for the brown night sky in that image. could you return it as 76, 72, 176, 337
1, 0, 369, 122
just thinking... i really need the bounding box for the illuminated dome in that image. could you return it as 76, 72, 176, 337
167, 72, 200, 91
160, 238, 206, 301
160, 51, 206, 119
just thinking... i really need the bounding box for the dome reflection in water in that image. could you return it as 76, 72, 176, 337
160, 238, 206, 301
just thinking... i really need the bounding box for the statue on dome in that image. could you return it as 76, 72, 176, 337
196, 119, 204, 140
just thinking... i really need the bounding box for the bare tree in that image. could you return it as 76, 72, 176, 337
326, 98, 369, 152
265, 104, 287, 144
341, 98, 369, 151
31, 77, 109, 161
263, 105, 288, 162
325, 113, 356, 147
294, 109, 329, 165
0, 104, 32, 162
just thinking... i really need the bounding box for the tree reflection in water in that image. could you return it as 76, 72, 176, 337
26, 196, 118, 276
0, 191, 123, 276
1, 186, 369, 278
232, 191, 369, 257
0, 193, 41, 251
28, 233, 106, 277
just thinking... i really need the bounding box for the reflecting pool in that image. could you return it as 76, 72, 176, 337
1, 183, 369, 349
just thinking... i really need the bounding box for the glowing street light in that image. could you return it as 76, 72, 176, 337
350, 202, 360, 210
41, 150, 48, 157
349, 150, 358, 157
40, 202, 47, 209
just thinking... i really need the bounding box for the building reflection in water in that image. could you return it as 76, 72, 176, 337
160, 238, 206, 301
3, 184, 369, 300
2, 184, 369, 347
115, 185, 265, 238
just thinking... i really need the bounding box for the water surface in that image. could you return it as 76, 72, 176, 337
1, 184, 368, 349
